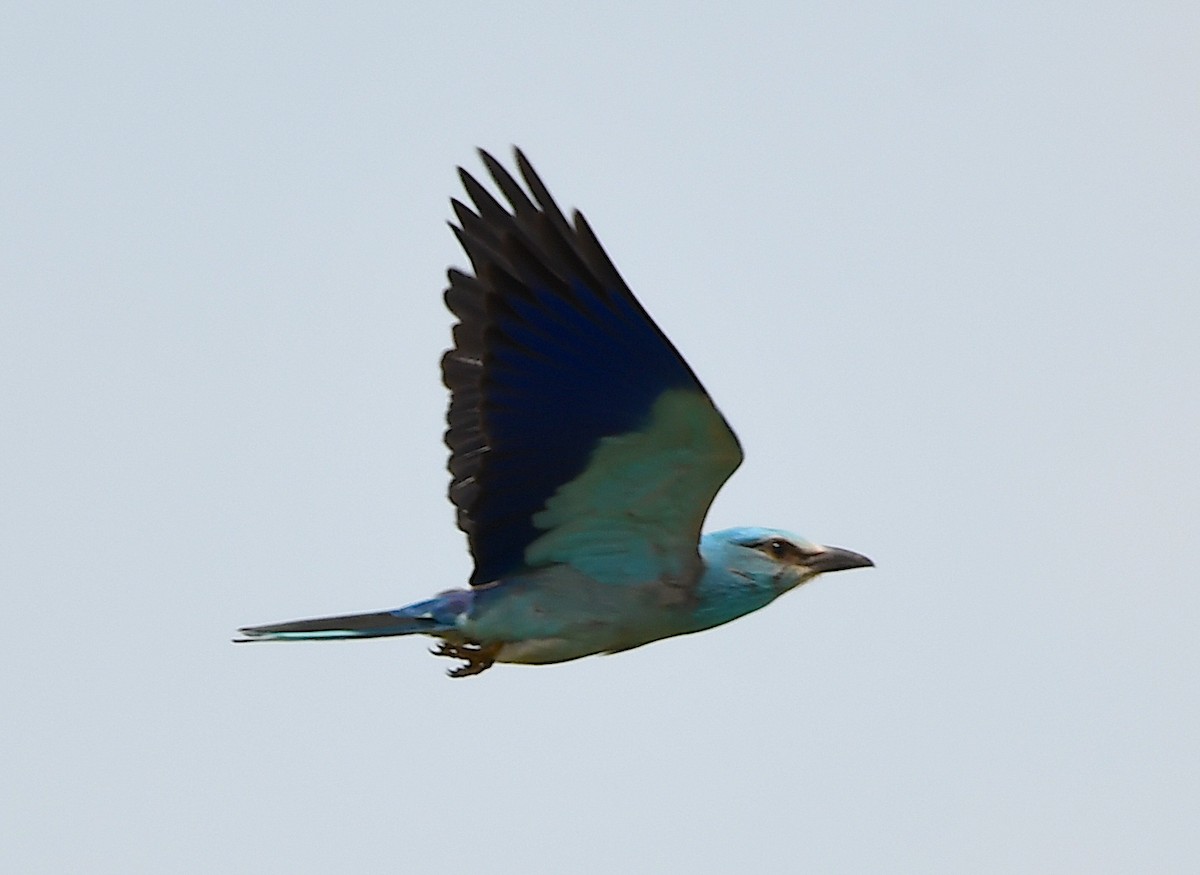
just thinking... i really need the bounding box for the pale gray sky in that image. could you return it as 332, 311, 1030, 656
4, 3, 1198, 873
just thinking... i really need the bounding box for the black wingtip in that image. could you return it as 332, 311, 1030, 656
477, 146, 504, 173
513, 146, 536, 182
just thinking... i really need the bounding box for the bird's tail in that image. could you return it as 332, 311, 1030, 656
234, 591, 471, 643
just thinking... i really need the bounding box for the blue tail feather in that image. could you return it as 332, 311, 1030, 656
234, 591, 471, 642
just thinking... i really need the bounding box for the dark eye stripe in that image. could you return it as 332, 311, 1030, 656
755, 538, 807, 562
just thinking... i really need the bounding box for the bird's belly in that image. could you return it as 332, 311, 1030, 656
494, 637, 602, 665
464, 571, 697, 664
491, 622, 666, 665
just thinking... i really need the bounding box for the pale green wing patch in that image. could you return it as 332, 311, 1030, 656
525, 389, 743, 585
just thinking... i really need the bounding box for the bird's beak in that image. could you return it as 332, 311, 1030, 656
809, 545, 874, 574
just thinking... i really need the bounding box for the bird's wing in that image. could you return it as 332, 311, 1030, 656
443, 149, 743, 587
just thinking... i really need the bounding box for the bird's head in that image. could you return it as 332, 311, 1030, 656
704, 526, 874, 595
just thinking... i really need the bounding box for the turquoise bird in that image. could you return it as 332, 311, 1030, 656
236, 149, 873, 677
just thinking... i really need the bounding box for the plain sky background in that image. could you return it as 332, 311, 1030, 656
3, 3, 1198, 873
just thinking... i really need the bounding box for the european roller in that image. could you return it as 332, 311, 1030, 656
236, 149, 873, 677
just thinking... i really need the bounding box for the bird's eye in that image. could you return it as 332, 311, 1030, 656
763, 539, 792, 559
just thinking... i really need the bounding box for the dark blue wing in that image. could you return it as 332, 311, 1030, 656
442, 149, 742, 587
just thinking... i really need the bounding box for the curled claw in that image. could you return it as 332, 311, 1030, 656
430, 640, 499, 677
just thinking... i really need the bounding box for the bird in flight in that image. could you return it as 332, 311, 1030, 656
236, 149, 873, 677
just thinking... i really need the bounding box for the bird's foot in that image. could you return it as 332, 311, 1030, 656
430, 640, 500, 678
